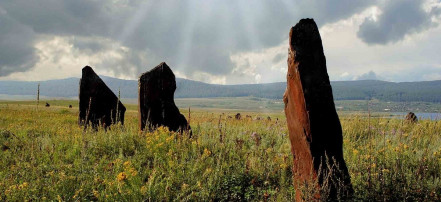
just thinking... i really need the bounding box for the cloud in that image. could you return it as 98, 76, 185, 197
229, 42, 288, 84
272, 53, 284, 64
319, 6, 441, 83
382, 65, 441, 82
357, 0, 441, 44
338, 72, 352, 80
0, 0, 377, 80
423, 73, 441, 80
354, 71, 383, 80
4, 36, 147, 81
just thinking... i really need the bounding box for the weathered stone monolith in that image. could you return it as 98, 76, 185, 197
79, 66, 126, 129
283, 19, 352, 200
235, 113, 241, 120
138, 62, 191, 135
405, 112, 418, 123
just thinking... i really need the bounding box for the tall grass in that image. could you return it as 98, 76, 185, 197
0, 102, 440, 201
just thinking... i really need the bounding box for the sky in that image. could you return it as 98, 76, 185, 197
0, 0, 440, 84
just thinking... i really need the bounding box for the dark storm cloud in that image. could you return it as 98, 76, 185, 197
358, 0, 440, 45
0, 0, 110, 36
290, 0, 377, 26
0, 0, 377, 77
0, 11, 38, 76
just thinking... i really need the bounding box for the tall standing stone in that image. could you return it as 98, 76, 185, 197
138, 62, 191, 134
79, 66, 126, 128
283, 19, 352, 199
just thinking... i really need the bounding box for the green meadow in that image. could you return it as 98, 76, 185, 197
1, 100, 441, 201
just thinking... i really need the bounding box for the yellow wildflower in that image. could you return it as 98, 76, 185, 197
353, 149, 359, 155
93, 190, 99, 199
203, 148, 212, 156
113, 158, 122, 165
140, 186, 147, 194
117, 172, 127, 182
72, 189, 82, 199
129, 168, 138, 176
166, 135, 174, 142
18, 182, 28, 189
279, 163, 288, 169
123, 161, 131, 168
266, 148, 273, 153
204, 167, 213, 176
378, 148, 385, 154
47, 171, 55, 177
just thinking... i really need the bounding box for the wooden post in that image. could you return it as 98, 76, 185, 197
37, 83, 40, 109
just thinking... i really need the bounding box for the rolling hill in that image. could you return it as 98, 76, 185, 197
1, 76, 440, 102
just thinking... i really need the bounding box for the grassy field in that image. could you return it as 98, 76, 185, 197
3, 97, 441, 113
1, 101, 441, 201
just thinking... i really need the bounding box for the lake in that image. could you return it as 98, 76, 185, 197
390, 112, 441, 121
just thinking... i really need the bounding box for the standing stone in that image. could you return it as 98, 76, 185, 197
138, 62, 191, 134
405, 112, 418, 123
283, 19, 352, 199
79, 66, 126, 128
235, 113, 241, 120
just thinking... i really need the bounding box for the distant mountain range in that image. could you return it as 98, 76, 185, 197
1, 76, 441, 102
